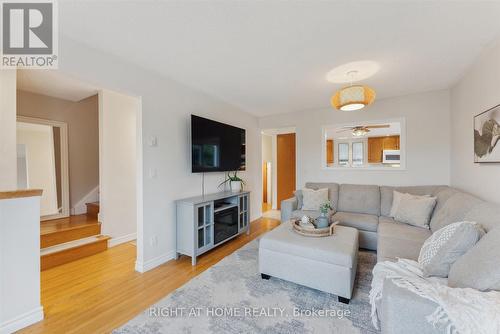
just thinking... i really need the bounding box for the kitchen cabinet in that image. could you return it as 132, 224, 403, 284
368, 136, 400, 163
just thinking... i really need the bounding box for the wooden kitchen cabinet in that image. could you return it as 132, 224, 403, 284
368, 135, 400, 163
326, 139, 334, 165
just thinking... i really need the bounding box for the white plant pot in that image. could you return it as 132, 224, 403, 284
230, 181, 241, 193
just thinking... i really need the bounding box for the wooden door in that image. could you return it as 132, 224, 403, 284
277, 133, 296, 210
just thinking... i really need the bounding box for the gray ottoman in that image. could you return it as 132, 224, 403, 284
258, 222, 359, 303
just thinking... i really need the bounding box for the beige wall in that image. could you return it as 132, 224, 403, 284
259, 89, 451, 188
451, 41, 500, 203
17, 90, 99, 208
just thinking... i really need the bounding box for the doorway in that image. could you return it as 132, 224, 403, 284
261, 128, 296, 219
277, 133, 296, 210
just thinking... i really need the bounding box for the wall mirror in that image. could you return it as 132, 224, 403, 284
322, 118, 405, 170
16, 116, 70, 220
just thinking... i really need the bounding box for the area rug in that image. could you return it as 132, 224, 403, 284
114, 239, 379, 334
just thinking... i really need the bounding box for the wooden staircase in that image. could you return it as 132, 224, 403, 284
40, 202, 110, 270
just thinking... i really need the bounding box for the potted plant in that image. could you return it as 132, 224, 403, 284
218, 171, 245, 193
316, 202, 333, 228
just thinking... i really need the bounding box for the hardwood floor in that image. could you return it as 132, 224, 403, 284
21, 217, 280, 334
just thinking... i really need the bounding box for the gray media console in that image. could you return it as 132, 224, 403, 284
175, 191, 250, 265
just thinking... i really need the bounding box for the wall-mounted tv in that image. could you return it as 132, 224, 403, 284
191, 115, 246, 173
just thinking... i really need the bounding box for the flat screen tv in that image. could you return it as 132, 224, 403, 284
191, 115, 246, 173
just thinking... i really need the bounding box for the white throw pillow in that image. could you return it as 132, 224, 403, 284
390, 191, 431, 218
418, 221, 485, 278
301, 188, 329, 211
389, 191, 405, 217
393, 194, 437, 229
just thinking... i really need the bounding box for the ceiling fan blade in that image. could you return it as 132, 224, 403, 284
365, 125, 390, 129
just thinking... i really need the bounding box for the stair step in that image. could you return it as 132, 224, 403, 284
41, 214, 101, 248
86, 202, 100, 219
41, 222, 101, 248
41, 235, 110, 271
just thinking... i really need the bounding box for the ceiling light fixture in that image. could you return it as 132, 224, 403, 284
331, 71, 376, 111
352, 127, 368, 137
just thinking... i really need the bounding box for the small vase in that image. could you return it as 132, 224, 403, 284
230, 181, 241, 193
316, 212, 329, 228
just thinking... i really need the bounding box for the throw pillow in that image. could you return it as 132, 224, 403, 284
301, 188, 329, 211
294, 190, 303, 209
389, 191, 431, 218
394, 194, 437, 228
389, 190, 405, 217
418, 221, 485, 278
448, 226, 500, 291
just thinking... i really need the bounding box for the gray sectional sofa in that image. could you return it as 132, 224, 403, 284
281, 182, 500, 334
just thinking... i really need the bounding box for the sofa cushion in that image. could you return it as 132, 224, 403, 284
294, 190, 303, 209
380, 185, 448, 217
305, 182, 340, 210
429, 192, 483, 232
333, 211, 379, 232
463, 202, 500, 232
393, 194, 437, 229
338, 184, 380, 215
418, 221, 485, 278
377, 217, 432, 262
301, 188, 329, 210
448, 227, 500, 291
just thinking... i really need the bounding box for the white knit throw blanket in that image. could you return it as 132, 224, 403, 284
370, 259, 500, 334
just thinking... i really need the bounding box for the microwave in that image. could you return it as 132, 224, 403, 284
382, 150, 400, 164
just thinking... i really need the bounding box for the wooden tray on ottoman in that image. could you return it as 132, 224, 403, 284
291, 219, 339, 237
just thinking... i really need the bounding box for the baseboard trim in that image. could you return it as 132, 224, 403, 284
0, 306, 44, 334
108, 233, 136, 248
135, 250, 175, 273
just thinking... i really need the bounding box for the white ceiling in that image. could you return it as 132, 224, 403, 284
58, 1, 500, 116
17, 70, 98, 102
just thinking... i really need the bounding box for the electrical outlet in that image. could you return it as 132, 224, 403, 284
149, 168, 157, 178
149, 236, 158, 246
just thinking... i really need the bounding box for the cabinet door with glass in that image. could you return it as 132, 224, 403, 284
238, 194, 249, 232
195, 202, 213, 254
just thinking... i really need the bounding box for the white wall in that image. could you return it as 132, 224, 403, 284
259, 89, 451, 188
16, 123, 59, 216
0, 194, 43, 333
58, 37, 261, 272
99, 89, 139, 247
451, 41, 500, 203
0, 70, 17, 191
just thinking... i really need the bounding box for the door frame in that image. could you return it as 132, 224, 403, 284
17, 115, 70, 220
260, 127, 297, 213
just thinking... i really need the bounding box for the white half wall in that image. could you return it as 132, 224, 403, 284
57, 37, 261, 272
0, 194, 43, 334
0, 70, 17, 191
259, 89, 451, 188
451, 41, 500, 203
99, 89, 139, 246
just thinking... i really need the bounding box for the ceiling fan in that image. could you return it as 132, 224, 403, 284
336, 124, 390, 137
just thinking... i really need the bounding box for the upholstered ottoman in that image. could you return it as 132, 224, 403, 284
258, 222, 359, 303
